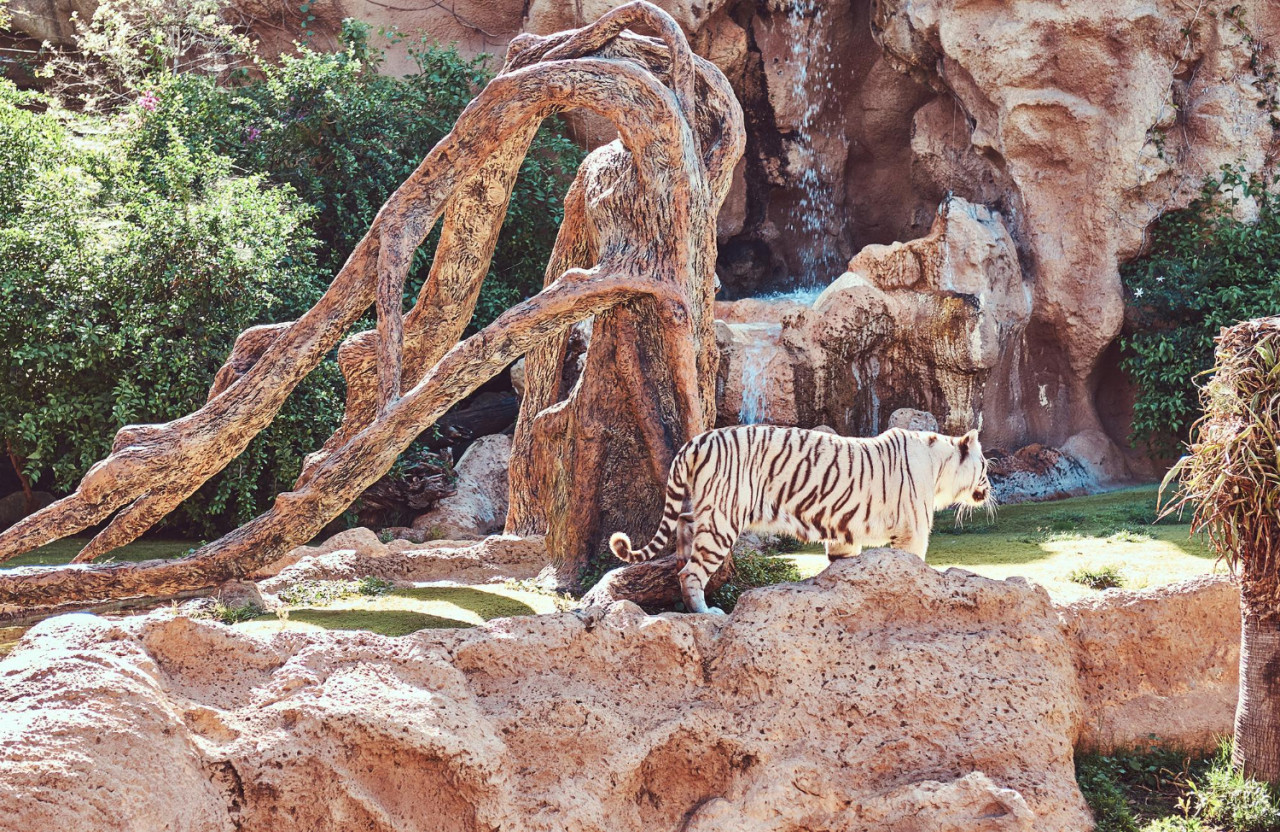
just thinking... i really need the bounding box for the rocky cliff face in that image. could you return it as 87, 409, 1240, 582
321, 0, 1274, 459
11, 0, 1276, 459
716, 196, 1032, 442
0, 550, 1241, 832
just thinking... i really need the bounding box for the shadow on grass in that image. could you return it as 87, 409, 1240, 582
285, 608, 474, 636
1, 538, 196, 569
391, 586, 536, 620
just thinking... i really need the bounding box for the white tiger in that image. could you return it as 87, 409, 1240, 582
610, 425, 993, 614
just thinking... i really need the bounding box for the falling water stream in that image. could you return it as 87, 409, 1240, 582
735, 1, 840, 426
785, 0, 839, 286
737, 324, 783, 425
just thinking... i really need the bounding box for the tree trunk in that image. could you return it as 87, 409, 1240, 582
0, 2, 744, 618
507, 35, 743, 581
1234, 603, 1280, 784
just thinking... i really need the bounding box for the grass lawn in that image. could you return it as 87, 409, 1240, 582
780, 485, 1221, 602
234, 584, 566, 638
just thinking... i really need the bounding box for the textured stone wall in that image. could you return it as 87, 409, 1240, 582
0, 551, 1242, 832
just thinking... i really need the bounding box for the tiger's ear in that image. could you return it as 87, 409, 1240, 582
958, 429, 977, 462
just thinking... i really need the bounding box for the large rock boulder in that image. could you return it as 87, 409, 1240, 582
872, 0, 1278, 449
0, 615, 232, 832
257, 534, 549, 594
0, 491, 55, 531
252, 526, 388, 579
1064, 575, 1240, 752
717, 196, 1032, 439
0, 550, 1094, 831
413, 434, 512, 540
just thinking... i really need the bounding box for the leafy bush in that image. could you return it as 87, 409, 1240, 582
38, 0, 252, 112
710, 548, 802, 612
1077, 753, 1141, 832
1069, 565, 1126, 590
140, 20, 583, 329
1187, 740, 1280, 831
1141, 818, 1208, 832
212, 601, 265, 624
1122, 166, 1280, 444
1076, 740, 1280, 832
0, 79, 343, 535
2, 6, 582, 536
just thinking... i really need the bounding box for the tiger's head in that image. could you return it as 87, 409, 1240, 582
933, 429, 992, 510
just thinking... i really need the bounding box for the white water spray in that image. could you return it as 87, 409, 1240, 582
737, 324, 782, 425
786, 0, 839, 284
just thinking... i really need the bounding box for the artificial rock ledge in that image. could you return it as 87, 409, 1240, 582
0, 549, 1238, 832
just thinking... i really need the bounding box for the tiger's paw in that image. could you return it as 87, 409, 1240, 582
706, 606, 726, 616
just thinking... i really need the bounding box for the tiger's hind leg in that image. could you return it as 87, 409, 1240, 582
680, 515, 734, 615
824, 541, 862, 562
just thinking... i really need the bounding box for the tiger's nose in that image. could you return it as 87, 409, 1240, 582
973, 487, 988, 501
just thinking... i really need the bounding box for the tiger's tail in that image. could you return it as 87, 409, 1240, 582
609, 455, 691, 563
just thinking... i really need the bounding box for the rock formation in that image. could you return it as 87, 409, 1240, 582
716, 196, 1031, 439
10, 0, 1278, 466
0, 550, 1245, 832
1064, 574, 1241, 752
412, 433, 511, 540
257, 532, 549, 591
0, 551, 1086, 832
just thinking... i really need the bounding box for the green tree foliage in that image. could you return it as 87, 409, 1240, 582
136, 21, 583, 328
0, 80, 342, 535
0, 10, 582, 536
1122, 166, 1280, 444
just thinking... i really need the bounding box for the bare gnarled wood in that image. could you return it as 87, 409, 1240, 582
507, 36, 743, 579
0, 2, 745, 618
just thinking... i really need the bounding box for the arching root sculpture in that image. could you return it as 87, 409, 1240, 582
0, 2, 744, 619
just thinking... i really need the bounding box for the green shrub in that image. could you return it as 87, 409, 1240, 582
710, 548, 802, 612
141, 20, 583, 330
212, 601, 264, 624
356, 575, 394, 596
1186, 740, 1280, 831
1141, 817, 1208, 831
0, 79, 342, 536
1077, 754, 1141, 832
2, 8, 582, 536
1122, 165, 1280, 444
1070, 565, 1126, 590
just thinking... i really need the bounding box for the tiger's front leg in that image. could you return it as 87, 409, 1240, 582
892, 528, 929, 559
824, 541, 862, 562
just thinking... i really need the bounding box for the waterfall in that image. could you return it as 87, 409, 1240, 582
786, 0, 839, 285
751, 286, 825, 306
737, 324, 782, 425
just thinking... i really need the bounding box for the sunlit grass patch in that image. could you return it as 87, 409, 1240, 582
1, 538, 198, 569
237, 583, 559, 637
779, 486, 1221, 601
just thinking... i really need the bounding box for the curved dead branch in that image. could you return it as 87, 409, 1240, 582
1, 29, 699, 565
0, 0, 745, 617
0, 270, 683, 611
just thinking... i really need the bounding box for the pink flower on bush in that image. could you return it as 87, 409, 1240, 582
245, 126, 261, 143
138, 91, 159, 111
